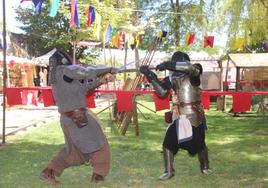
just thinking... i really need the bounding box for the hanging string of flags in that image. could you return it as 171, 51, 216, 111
19, 1, 254, 50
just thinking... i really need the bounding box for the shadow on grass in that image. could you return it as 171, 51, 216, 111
0, 106, 268, 188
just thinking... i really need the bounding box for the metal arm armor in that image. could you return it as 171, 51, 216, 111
174, 62, 201, 77
140, 66, 171, 97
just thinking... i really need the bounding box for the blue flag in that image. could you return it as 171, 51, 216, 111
49, 0, 61, 17
74, 0, 80, 27
87, 5, 95, 26
105, 24, 112, 43
33, 0, 44, 13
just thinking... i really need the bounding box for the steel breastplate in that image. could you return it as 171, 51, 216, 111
172, 76, 204, 127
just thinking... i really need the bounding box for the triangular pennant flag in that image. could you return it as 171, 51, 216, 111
70, 0, 80, 27
118, 32, 125, 50
33, 0, 44, 13
135, 34, 143, 47
235, 38, 245, 50
111, 32, 119, 48
185, 34, 195, 45
49, 0, 61, 17
105, 24, 112, 43
111, 27, 118, 37
87, 5, 95, 27
204, 36, 214, 48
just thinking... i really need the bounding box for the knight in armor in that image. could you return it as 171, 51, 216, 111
140, 51, 212, 180
40, 50, 117, 185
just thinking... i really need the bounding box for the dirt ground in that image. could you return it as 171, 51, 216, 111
0, 93, 114, 141
0, 105, 59, 139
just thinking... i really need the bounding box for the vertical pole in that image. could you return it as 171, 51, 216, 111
103, 41, 112, 130
123, 40, 128, 82
223, 56, 230, 112
132, 101, 139, 136
2, 0, 7, 144
73, 41, 76, 64
236, 67, 240, 91
134, 46, 140, 77
72, 28, 76, 64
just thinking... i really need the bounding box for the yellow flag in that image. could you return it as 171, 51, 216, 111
93, 12, 102, 40
157, 31, 163, 39
235, 38, 245, 50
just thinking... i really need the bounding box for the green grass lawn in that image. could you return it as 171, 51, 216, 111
0, 101, 268, 188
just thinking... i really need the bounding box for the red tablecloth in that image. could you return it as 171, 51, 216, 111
5, 87, 268, 113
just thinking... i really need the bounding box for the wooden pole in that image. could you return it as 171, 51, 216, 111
73, 40, 76, 64
222, 55, 230, 111
235, 67, 240, 92
123, 41, 128, 82
132, 101, 139, 136
103, 42, 112, 125
119, 37, 159, 135
2, 0, 7, 144
72, 28, 77, 64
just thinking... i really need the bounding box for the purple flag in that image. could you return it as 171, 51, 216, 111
70, 0, 80, 27
33, 0, 44, 13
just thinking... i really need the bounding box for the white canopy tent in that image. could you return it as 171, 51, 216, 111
33, 48, 57, 66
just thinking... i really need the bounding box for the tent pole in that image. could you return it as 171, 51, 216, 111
2, 0, 7, 144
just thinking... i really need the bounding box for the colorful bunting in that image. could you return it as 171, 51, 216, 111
70, 0, 80, 27
49, 0, 61, 17
87, 5, 95, 26
185, 34, 195, 45
204, 36, 214, 48
104, 24, 112, 43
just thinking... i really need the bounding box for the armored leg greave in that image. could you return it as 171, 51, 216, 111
198, 147, 213, 175
158, 147, 175, 180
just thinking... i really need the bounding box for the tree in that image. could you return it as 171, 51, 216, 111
214, 0, 268, 52
136, 0, 218, 53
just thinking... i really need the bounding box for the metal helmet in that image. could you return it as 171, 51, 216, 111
49, 49, 72, 67
48, 49, 72, 84
171, 51, 190, 63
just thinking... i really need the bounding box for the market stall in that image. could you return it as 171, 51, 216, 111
0, 54, 48, 92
